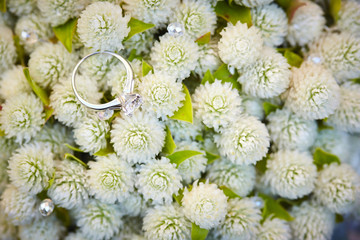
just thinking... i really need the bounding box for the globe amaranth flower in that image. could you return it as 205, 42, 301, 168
119, 191, 149, 217
284, 61, 340, 120
257, 218, 291, 240
266, 109, 318, 151
87, 154, 135, 204
143, 204, 191, 240
28, 42, 77, 89
0, 210, 16, 239
64, 232, 88, 240
7, 0, 36, 16
73, 115, 110, 153
193, 80, 243, 131
136, 157, 182, 204
8, 143, 54, 195
214, 198, 261, 240
166, 118, 203, 142
111, 111, 165, 164
0, 184, 38, 225
308, 32, 360, 81
290, 201, 335, 240
208, 158, 256, 197
215, 115, 270, 165
238, 46, 291, 98
0, 137, 18, 161
123, 31, 154, 56
194, 39, 221, 77
48, 160, 90, 210
314, 163, 360, 214
218, 22, 263, 69
0, 65, 32, 100
263, 151, 317, 199
338, 1, 360, 38
0, 26, 16, 73
251, 4, 287, 47
0, 93, 44, 143
113, 216, 145, 240
241, 94, 264, 120
76, 199, 123, 240
77, 1, 130, 51
172, 0, 217, 39
182, 180, 227, 230
150, 34, 200, 80
37, 0, 89, 27
0, 158, 9, 193
50, 75, 102, 127
19, 215, 65, 240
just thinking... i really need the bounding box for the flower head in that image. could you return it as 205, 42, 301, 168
0, 26, 17, 73
119, 191, 149, 217
257, 218, 291, 240
0, 210, 16, 239
166, 118, 203, 142
0, 65, 32, 100
338, 1, 360, 38
19, 215, 65, 240
241, 94, 264, 120
123, 31, 154, 56
233, 0, 273, 7
195, 40, 221, 77
7, 0, 36, 16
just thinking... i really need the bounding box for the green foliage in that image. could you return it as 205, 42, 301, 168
191, 223, 209, 240
275, 0, 292, 9
259, 193, 294, 222
23, 68, 50, 106
125, 18, 155, 41
0, 0, 5, 12
169, 85, 193, 123
162, 126, 176, 155
201, 70, 215, 85
64, 144, 84, 153
313, 148, 341, 170
142, 60, 153, 77
213, 64, 241, 91
330, 0, 342, 23
13, 35, 25, 66
263, 102, 281, 116
215, 1, 252, 26
167, 150, 203, 167
53, 18, 77, 53
205, 151, 220, 164
93, 142, 115, 156
195, 32, 211, 45
284, 50, 303, 67
255, 156, 268, 174
64, 153, 88, 168
219, 185, 241, 199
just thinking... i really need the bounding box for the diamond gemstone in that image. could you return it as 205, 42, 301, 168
167, 23, 185, 37
97, 108, 114, 120
120, 93, 143, 116
39, 198, 54, 216
21, 30, 39, 44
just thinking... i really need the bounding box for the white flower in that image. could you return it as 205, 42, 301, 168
218, 22, 263, 69
64, 232, 88, 240
136, 157, 182, 204
0, 137, 18, 161
266, 109, 318, 151
119, 191, 148, 217
314, 163, 360, 214
143, 204, 191, 240
150, 34, 200, 80
0, 93, 44, 143
257, 218, 291, 240
73, 115, 110, 153
123, 0, 178, 28
28, 43, 77, 89
76, 199, 123, 240
208, 159, 256, 197
193, 80, 243, 131
214, 198, 261, 240
139, 71, 185, 119
123, 31, 154, 56
308, 32, 360, 80
8, 143, 54, 195
284, 61, 340, 120
194, 40, 221, 77
263, 151, 317, 199
172, 0, 217, 39
215, 115, 270, 165
0, 184, 38, 225
77, 2, 130, 51
7, 0, 36, 16
0, 26, 16, 74
234, 0, 273, 7
182, 180, 227, 230
239, 47, 291, 98
290, 201, 335, 240
87, 154, 135, 204
37, 0, 89, 27
50, 75, 102, 127
48, 160, 90, 210
0, 210, 16, 239
241, 94, 264, 120
166, 118, 203, 142
338, 1, 360, 38
111, 111, 165, 164
0, 65, 32, 100
0, 158, 9, 193
251, 4, 288, 47
327, 83, 360, 133
113, 216, 145, 240
19, 215, 65, 240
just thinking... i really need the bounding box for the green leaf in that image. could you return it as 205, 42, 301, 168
313, 148, 341, 170
23, 68, 50, 106
284, 50, 303, 68
0, 128, 5, 137
53, 18, 77, 53
44, 106, 54, 123
275, 0, 292, 9
162, 126, 176, 155
263, 102, 281, 117
201, 70, 215, 85
93, 143, 115, 156
350, 78, 360, 84
255, 156, 268, 174
13, 35, 25, 66
142, 60, 153, 77
55, 207, 71, 227
195, 32, 211, 45
205, 151, 220, 164
191, 223, 209, 240
173, 188, 184, 206
335, 213, 344, 223
0, 0, 5, 12
128, 49, 141, 61
167, 150, 203, 167
169, 85, 193, 123
215, 1, 252, 26
125, 18, 155, 41
213, 64, 241, 91
64, 153, 88, 168
287, 0, 306, 22
317, 120, 334, 131
47, 172, 56, 190
64, 143, 84, 153
330, 0, 342, 23
259, 193, 294, 222
219, 185, 241, 199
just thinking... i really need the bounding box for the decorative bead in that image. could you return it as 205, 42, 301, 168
39, 198, 54, 216
97, 108, 114, 120
167, 23, 185, 37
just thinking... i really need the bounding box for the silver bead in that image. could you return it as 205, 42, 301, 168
20, 30, 39, 44
167, 23, 185, 37
39, 198, 54, 216
97, 108, 114, 120
228, 65, 236, 75
252, 196, 264, 209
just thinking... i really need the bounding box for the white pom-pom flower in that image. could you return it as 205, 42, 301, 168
338, 1, 360, 38
139, 71, 185, 119
0, 210, 16, 239
251, 4, 287, 47
0, 26, 17, 73
0, 158, 9, 193
87, 154, 135, 204
233, 0, 273, 7
123, 31, 154, 56
77, 2, 130, 51
111, 111, 165, 164
119, 191, 148, 217
182, 180, 227, 230
7, 0, 36, 16
257, 218, 291, 240
136, 157, 182, 204
215, 115, 270, 165
241, 94, 264, 120
218, 22, 263, 69
0, 93, 44, 143
208, 158, 256, 197
314, 163, 360, 214
263, 151, 317, 199
143, 204, 191, 240
266, 109, 318, 151
193, 80, 243, 131
195, 40, 221, 77
284, 61, 340, 120
0, 65, 32, 100
19, 215, 65, 240
166, 118, 203, 142
238, 47, 291, 98
150, 34, 200, 80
